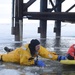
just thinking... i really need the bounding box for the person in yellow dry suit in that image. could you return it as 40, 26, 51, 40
0, 39, 66, 67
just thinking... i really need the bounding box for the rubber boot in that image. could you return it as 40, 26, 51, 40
4, 47, 13, 52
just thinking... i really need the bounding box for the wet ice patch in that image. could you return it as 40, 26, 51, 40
25, 71, 38, 75
0, 69, 21, 75
24, 66, 52, 75
24, 67, 39, 75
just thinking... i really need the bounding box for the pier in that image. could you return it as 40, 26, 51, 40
12, 0, 75, 41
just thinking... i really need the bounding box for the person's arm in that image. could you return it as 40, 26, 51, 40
38, 46, 67, 61
20, 54, 46, 67
38, 46, 58, 60
20, 52, 35, 66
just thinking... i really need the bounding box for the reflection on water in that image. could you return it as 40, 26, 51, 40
54, 37, 63, 55
0, 37, 75, 75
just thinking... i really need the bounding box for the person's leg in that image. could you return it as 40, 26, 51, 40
0, 48, 20, 63
4, 47, 13, 52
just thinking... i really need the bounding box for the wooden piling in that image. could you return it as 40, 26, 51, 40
54, 0, 61, 38
12, 0, 75, 41
12, 0, 23, 41
39, 0, 47, 38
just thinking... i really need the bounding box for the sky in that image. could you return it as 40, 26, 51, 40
0, 0, 12, 23
0, 0, 75, 24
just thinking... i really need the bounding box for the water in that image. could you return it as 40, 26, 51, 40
0, 23, 75, 75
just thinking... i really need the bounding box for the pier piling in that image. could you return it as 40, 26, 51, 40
12, 0, 75, 41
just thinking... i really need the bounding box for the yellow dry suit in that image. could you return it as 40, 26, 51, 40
0, 44, 58, 66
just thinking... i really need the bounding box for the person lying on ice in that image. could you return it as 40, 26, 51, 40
67, 44, 75, 60
0, 39, 66, 67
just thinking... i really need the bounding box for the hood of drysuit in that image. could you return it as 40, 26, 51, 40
29, 39, 40, 56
